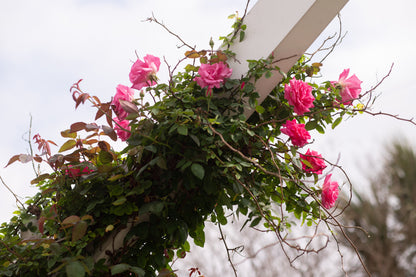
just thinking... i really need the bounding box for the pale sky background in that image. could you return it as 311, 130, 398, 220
0, 0, 415, 275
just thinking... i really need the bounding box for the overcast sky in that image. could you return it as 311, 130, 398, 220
1, 1, 415, 271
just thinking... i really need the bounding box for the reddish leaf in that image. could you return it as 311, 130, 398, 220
75, 96, 83, 109
85, 133, 99, 140
85, 123, 99, 132
62, 215, 81, 227
64, 152, 81, 162
75, 93, 90, 109
72, 220, 88, 242
98, 141, 111, 152
102, 126, 117, 141
83, 139, 98, 145
47, 140, 58, 147
5, 154, 21, 167
70, 122, 86, 133
33, 155, 43, 163
92, 95, 101, 105
119, 100, 139, 114
38, 216, 46, 234
95, 102, 111, 121
106, 110, 113, 128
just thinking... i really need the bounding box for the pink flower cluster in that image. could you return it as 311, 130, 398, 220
280, 119, 310, 147
65, 164, 93, 178
300, 149, 326, 174
111, 54, 161, 141
284, 78, 314, 115
321, 174, 339, 209
194, 62, 232, 96
332, 69, 362, 104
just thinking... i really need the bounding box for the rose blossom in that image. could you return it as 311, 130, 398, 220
66, 164, 93, 178
284, 78, 314, 115
300, 149, 326, 174
194, 62, 232, 96
332, 68, 362, 104
111, 84, 135, 121
114, 118, 131, 141
280, 119, 311, 147
321, 174, 339, 209
129, 54, 160, 90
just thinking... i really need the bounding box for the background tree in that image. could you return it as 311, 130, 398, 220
340, 141, 416, 276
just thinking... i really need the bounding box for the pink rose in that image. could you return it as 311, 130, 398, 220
280, 119, 310, 147
65, 164, 93, 178
111, 84, 135, 121
300, 149, 326, 174
194, 62, 232, 96
129, 54, 160, 90
114, 118, 131, 141
332, 69, 362, 104
284, 78, 314, 115
321, 174, 339, 209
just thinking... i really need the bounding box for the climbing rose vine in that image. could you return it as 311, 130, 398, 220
0, 11, 387, 277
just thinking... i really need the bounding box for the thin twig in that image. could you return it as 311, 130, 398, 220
145, 13, 195, 50
27, 115, 40, 178
0, 175, 25, 209
218, 223, 238, 277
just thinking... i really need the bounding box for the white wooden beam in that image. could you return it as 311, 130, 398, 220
226, 0, 349, 118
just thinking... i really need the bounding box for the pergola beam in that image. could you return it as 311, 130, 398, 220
226, 0, 349, 117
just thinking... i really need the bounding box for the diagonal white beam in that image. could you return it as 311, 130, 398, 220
226, 0, 349, 118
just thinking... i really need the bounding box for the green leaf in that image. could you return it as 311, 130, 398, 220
332, 117, 342, 129
30, 173, 50, 185
59, 140, 76, 153
98, 150, 113, 164
305, 120, 317, 131
61, 129, 77, 138
249, 217, 262, 227
189, 134, 200, 146
255, 105, 265, 114
177, 125, 188, 136
144, 145, 157, 153
191, 163, 205, 180
111, 264, 130, 275
315, 124, 325, 134
239, 31, 245, 42
112, 197, 127, 206
139, 201, 164, 216
66, 261, 85, 277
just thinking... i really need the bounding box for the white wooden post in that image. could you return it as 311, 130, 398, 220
226, 0, 349, 118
